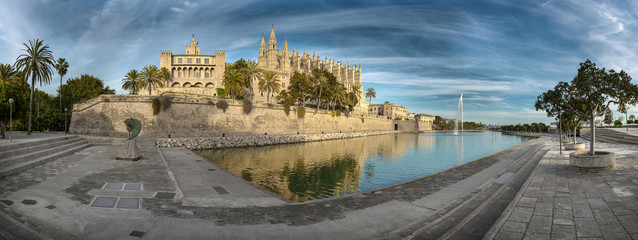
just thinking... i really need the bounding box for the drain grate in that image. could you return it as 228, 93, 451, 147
21, 199, 37, 205
124, 183, 142, 191
116, 198, 140, 209
45, 205, 56, 209
103, 182, 124, 190
91, 197, 117, 208
212, 186, 229, 195
0, 200, 13, 205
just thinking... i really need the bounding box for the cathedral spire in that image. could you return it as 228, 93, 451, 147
282, 37, 289, 55
268, 26, 277, 51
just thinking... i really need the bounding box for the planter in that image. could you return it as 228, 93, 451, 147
564, 143, 586, 150
569, 151, 615, 172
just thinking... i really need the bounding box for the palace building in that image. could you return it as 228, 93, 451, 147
142, 35, 226, 96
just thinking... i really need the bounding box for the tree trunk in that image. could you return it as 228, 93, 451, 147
28, 73, 35, 135
590, 116, 595, 156
266, 90, 270, 104
573, 126, 577, 143
60, 75, 63, 113
1, 122, 5, 139
149, 85, 152, 95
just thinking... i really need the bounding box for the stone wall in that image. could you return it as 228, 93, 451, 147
155, 130, 397, 149
70, 95, 418, 138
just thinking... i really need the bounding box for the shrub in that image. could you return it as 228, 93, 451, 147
152, 98, 161, 115
159, 96, 172, 111
361, 117, 365, 123
336, 111, 341, 117
242, 99, 253, 114
216, 100, 229, 112
206, 100, 215, 105
331, 111, 336, 117
216, 88, 226, 98
283, 104, 290, 116
297, 106, 305, 118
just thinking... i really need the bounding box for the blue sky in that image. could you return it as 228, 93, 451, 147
1, 0, 637, 125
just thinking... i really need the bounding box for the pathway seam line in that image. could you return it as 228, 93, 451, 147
156, 145, 184, 201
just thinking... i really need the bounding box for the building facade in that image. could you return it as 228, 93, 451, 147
368, 101, 408, 120
415, 114, 435, 123
145, 35, 226, 96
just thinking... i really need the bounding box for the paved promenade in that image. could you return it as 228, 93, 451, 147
487, 136, 638, 239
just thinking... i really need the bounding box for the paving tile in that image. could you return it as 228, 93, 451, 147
599, 224, 632, 240
523, 233, 549, 240
116, 198, 140, 209
570, 193, 588, 204
573, 203, 594, 218
553, 197, 571, 210
124, 183, 142, 191
494, 230, 524, 240
509, 207, 534, 223
526, 215, 552, 235
524, 188, 541, 198
551, 224, 576, 240
518, 197, 537, 208
592, 208, 620, 226
104, 182, 124, 190
91, 196, 117, 208
588, 198, 608, 210
533, 202, 553, 216
553, 208, 574, 225
617, 215, 638, 234
502, 221, 527, 233
575, 218, 602, 238
607, 202, 634, 216
539, 191, 554, 203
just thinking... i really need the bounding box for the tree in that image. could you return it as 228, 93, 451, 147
350, 85, 362, 108
140, 65, 163, 95
14, 39, 55, 135
0, 83, 27, 138
122, 69, 142, 95
258, 70, 281, 104
629, 114, 636, 124
288, 72, 312, 106
54, 58, 69, 113
365, 87, 376, 103
331, 84, 348, 111
60, 74, 114, 110
243, 59, 261, 101
559, 59, 638, 156
603, 109, 614, 126
0, 63, 19, 85
159, 67, 171, 87
223, 69, 244, 99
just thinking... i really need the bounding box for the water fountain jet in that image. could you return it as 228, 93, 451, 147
453, 93, 463, 135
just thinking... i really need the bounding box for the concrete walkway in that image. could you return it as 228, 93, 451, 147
487, 136, 638, 239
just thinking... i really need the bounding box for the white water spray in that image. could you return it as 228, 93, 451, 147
453, 93, 463, 135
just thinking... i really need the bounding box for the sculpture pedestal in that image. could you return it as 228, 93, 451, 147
116, 139, 141, 161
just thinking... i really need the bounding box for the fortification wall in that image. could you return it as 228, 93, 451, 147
69, 95, 417, 138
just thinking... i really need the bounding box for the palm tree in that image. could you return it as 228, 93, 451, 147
54, 58, 69, 113
159, 67, 171, 87
0, 63, 17, 84
122, 69, 142, 95
332, 84, 348, 111
140, 65, 163, 95
351, 85, 362, 107
14, 39, 55, 135
223, 69, 244, 99
312, 75, 327, 108
243, 59, 261, 101
258, 70, 281, 104
365, 87, 376, 103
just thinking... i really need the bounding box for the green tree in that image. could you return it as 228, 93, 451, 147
54, 58, 69, 113
629, 114, 636, 124
223, 69, 244, 99
14, 39, 55, 135
159, 67, 171, 87
331, 84, 348, 111
288, 72, 312, 106
0, 83, 27, 138
365, 87, 376, 103
122, 69, 142, 95
140, 65, 163, 95
603, 109, 614, 126
258, 70, 281, 104
0, 63, 19, 85
243, 59, 261, 101
60, 74, 114, 110
559, 59, 638, 155
350, 85, 362, 108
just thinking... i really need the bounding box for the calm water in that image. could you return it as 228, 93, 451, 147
196, 131, 532, 202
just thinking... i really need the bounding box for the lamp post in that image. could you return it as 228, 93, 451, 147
9, 98, 13, 142
64, 108, 68, 135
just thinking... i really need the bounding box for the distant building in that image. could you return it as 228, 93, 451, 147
415, 114, 435, 123
369, 101, 408, 119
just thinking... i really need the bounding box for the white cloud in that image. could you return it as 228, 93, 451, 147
170, 7, 184, 13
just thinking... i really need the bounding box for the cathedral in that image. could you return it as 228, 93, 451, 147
256, 27, 362, 96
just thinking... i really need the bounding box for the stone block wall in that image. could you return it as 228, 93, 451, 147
70, 95, 418, 138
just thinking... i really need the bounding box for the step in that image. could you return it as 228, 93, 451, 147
0, 135, 78, 152
0, 138, 86, 169
0, 142, 91, 178
0, 136, 82, 159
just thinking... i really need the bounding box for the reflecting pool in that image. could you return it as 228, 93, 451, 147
196, 131, 532, 202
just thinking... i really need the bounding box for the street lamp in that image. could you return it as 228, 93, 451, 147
64, 108, 68, 135
8, 98, 13, 142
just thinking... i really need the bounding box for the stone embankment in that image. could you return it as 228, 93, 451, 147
155, 130, 397, 149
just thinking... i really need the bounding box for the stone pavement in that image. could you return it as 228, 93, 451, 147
487, 136, 638, 240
